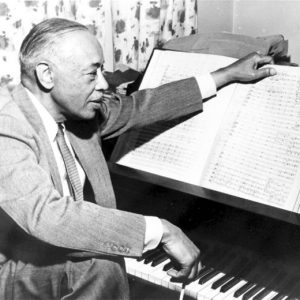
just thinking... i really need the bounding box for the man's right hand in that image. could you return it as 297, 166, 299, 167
211, 52, 277, 89
160, 219, 202, 281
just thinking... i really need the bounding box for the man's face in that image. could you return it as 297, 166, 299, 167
49, 30, 109, 121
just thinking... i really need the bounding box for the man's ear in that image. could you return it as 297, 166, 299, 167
35, 62, 54, 90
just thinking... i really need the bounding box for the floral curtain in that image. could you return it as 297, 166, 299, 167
0, 0, 197, 88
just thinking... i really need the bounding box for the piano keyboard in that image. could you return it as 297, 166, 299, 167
125, 247, 300, 300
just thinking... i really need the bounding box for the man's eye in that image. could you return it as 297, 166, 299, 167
89, 71, 97, 77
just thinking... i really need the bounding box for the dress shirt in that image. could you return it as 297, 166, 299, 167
26, 90, 86, 196
195, 74, 217, 99
25, 74, 217, 253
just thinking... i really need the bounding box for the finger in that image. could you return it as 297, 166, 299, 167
255, 67, 277, 79
167, 261, 201, 281
257, 55, 274, 66
187, 265, 199, 281
188, 260, 202, 280
167, 266, 190, 279
197, 261, 203, 275
191, 260, 203, 280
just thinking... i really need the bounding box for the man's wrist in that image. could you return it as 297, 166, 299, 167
160, 218, 182, 244
211, 67, 233, 89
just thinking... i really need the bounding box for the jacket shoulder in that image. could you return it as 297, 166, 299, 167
0, 87, 29, 124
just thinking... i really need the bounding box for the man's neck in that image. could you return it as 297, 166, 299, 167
22, 80, 65, 123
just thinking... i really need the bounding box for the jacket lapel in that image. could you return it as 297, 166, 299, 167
65, 120, 116, 208
11, 84, 63, 196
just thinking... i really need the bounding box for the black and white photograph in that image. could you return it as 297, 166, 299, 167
0, 0, 300, 299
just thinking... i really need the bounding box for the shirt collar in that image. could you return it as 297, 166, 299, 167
25, 88, 59, 143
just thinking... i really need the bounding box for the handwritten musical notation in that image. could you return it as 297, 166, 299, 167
112, 49, 300, 213
201, 68, 300, 212
113, 50, 236, 184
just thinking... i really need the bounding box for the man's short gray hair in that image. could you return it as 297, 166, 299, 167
19, 18, 88, 79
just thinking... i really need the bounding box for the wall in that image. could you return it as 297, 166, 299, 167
197, 0, 300, 64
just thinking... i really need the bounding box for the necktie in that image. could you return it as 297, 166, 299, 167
56, 123, 84, 201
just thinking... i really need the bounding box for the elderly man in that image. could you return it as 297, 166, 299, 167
0, 18, 275, 299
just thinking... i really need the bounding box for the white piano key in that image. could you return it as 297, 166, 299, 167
126, 257, 186, 294
161, 271, 185, 292
140, 258, 168, 281
152, 266, 182, 291
147, 258, 171, 284
125, 257, 142, 277
184, 271, 223, 299
262, 291, 282, 300
197, 273, 225, 300
134, 259, 150, 279
196, 272, 227, 300
184, 278, 203, 299
125, 257, 292, 300
126, 257, 163, 281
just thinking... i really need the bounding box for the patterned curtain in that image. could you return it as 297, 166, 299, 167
0, 0, 197, 88
112, 0, 197, 71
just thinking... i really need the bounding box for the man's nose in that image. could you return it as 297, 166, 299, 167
95, 69, 109, 91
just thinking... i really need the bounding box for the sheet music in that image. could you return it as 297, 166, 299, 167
112, 50, 237, 184
201, 66, 300, 212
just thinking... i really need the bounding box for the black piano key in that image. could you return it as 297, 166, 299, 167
151, 253, 168, 267
243, 266, 281, 300
212, 257, 253, 293
137, 248, 161, 262
220, 277, 242, 293
234, 282, 256, 298
137, 252, 149, 262
151, 251, 165, 261
242, 285, 264, 300
212, 256, 250, 290
218, 259, 253, 293
197, 266, 214, 280
270, 276, 296, 300
198, 269, 221, 285
144, 249, 163, 264
266, 275, 288, 300
212, 274, 234, 290
163, 261, 173, 272
197, 250, 234, 285
231, 262, 260, 298
235, 262, 276, 299
252, 288, 272, 300
253, 270, 287, 300
270, 276, 299, 299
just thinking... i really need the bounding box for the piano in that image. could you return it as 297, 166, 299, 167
103, 34, 299, 299
109, 163, 300, 300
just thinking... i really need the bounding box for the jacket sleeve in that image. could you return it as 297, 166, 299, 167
100, 77, 203, 139
0, 107, 145, 258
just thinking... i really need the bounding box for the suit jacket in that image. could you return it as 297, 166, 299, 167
0, 78, 203, 264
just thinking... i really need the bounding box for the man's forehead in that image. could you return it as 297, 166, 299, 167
57, 30, 100, 49
54, 30, 104, 65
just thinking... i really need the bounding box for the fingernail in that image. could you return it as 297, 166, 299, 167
270, 69, 277, 76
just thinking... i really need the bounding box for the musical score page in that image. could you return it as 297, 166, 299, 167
112, 50, 237, 184
200, 66, 300, 212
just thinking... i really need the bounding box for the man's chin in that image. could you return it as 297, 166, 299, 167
67, 110, 97, 121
